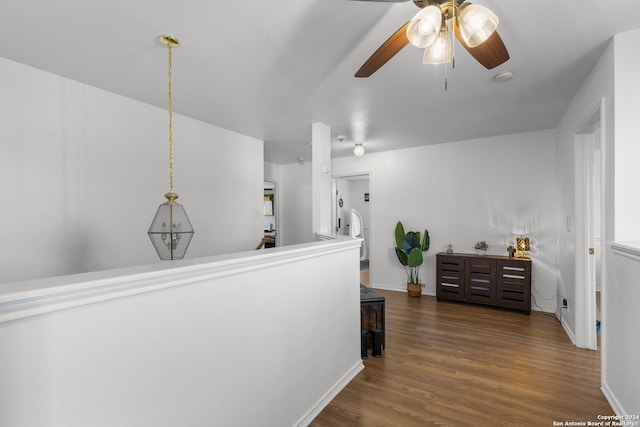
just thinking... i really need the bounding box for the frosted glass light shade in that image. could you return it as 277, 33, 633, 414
406, 6, 442, 48
457, 3, 498, 47
423, 26, 452, 64
148, 194, 194, 260
354, 144, 365, 156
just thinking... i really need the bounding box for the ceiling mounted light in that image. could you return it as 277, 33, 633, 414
406, 5, 442, 48
354, 143, 365, 157
148, 35, 194, 260
457, 3, 499, 48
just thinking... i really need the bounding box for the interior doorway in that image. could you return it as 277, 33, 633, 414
263, 181, 278, 248
574, 101, 604, 351
332, 174, 370, 286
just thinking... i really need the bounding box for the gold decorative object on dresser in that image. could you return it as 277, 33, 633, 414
436, 252, 531, 314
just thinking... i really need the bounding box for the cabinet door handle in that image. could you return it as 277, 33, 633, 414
589, 248, 595, 255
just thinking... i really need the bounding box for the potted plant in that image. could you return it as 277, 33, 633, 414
394, 221, 430, 297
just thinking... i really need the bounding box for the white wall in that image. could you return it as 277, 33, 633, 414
276, 161, 314, 246
332, 130, 559, 310
312, 123, 332, 235
264, 162, 280, 185
0, 239, 363, 426
614, 28, 640, 242
0, 56, 264, 284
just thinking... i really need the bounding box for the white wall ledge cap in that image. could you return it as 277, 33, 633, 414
0, 237, 361, 324
609, 241, 640, 261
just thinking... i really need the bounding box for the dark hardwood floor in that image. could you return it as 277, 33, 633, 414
312, 289, 612, 427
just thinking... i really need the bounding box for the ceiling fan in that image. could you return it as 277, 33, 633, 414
353, 0, 510, 77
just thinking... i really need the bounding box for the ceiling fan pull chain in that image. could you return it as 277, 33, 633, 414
444, 63, 448, 91
451, 7, 456, 69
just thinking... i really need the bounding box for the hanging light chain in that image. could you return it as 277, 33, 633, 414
444, 3, 459, 90
452, 2, 457, 69
167, 41, 174, 195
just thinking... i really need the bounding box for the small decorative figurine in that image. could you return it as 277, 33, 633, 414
474, 241, 489, 254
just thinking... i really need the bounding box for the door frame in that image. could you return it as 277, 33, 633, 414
332, 171, 372, 261
573, 99, 605, 350
264, 181, 280, 247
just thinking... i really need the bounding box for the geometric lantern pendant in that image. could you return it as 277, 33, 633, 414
148, 192, 194, 260
148, 34, 194, 260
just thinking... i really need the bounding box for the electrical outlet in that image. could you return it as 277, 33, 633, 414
562, 298, 568, 308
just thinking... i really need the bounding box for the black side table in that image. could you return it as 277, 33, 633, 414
360, 285, 385, 350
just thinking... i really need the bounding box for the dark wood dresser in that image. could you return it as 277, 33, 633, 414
436, 252, 532, 314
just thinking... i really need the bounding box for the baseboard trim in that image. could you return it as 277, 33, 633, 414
370, 284, 437, 297
296, 359, 364, 426
369, 283, 404, 292
558, 310, 577, 346
601, 381, 625, 415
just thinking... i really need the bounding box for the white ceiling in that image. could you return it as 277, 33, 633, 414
1, 0, 638, 164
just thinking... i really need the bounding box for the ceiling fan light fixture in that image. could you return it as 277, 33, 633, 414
406, 5, 442, 48
423, 24, 452, 64
457, 3, 499, 48
353, 0, 510, 77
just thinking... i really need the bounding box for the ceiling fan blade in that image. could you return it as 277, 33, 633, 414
355, 22, 410, 77
452, 19, 510, 69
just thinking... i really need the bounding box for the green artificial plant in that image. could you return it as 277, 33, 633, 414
394, 221, 430, 284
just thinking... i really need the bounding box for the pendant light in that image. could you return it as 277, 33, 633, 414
148, 35, 194, 260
